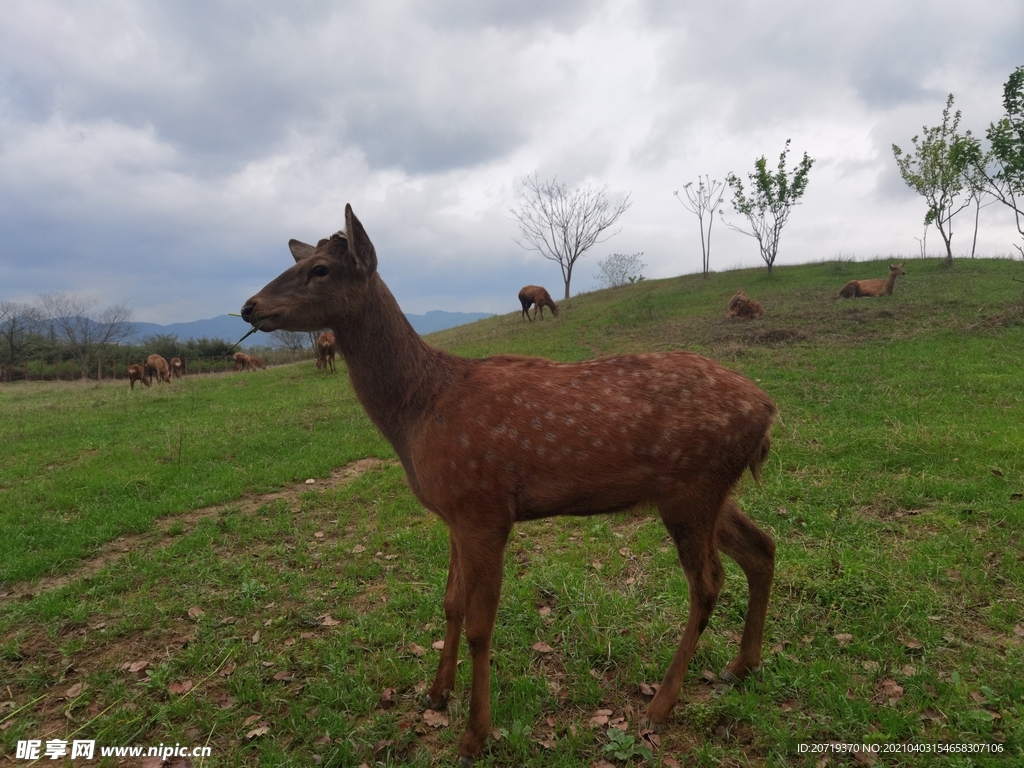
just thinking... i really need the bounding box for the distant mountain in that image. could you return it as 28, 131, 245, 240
124, 311, 492, 346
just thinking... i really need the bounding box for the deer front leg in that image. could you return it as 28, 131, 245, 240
455, 527, 509, 763
427, 532, 463, 708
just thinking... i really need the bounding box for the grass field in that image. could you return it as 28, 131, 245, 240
1, 257, 1023, 766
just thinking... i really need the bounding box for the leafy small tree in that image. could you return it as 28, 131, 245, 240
725, 140, 814, 274
674, 175, 725, 277
510, 173, 632, 299
978, 66, 1024, 257
594, 252, 646, 288
892, 94, 975, 265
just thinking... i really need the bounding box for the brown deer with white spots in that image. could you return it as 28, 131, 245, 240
839, 263, 905, 298
145, 354, 171, 384
518, 285, 560, 321
316, 330, 336, 373
241, 206, 776, 763
127, 364, 150, 390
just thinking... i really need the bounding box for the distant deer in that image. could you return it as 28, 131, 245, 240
127, 364, 150, 390
145, 354, 171, 384
316, 330, 336, 373
233, 351, 264, 371
170, 357, 184, 378
839, 263, 906, 298
241, 206, 776, 762
518, 285, 560, 321
725, 287, 764, 319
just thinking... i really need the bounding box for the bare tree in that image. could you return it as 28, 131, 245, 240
510, 173, 632, 299
39, 293, 133, 379
0, 301, 44, 382
674, 176, 726, 277
272, 330, 313, 351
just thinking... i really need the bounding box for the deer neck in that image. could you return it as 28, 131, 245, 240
883, 272, 897, 294
332, 274, 455, 465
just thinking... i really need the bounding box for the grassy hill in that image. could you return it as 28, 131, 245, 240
1, 257, 1022, 766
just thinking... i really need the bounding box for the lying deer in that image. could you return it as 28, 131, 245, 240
518, 285, 560, 321
241, 206, 776, 762
839, 263, 905, 298
725, 287, 764, 319
127, 363, 150, 390
316, 330, 336, 373
146, 354, 171, 384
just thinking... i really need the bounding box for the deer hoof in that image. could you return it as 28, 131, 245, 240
642, 717, 667, 734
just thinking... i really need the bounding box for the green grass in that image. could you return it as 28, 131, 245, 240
2, 257, 1023, 766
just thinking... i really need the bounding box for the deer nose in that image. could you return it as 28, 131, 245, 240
240, 303, 256, 323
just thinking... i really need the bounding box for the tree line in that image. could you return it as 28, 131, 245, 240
0, 292, 276, 383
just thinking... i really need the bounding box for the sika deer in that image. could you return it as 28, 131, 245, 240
839, 263, 905, 298
316, 330, 336, 373
725, 287, 764, 319
170, 357, 184, 378
146, 354, 171, 384
241, 206, 776, 762
127, 364, 150, 390
518, 285, 560, 321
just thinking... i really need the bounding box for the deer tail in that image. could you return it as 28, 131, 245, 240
748, 431, 772, 484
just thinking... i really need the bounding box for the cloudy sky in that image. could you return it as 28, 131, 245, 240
1, 0, 1022, 324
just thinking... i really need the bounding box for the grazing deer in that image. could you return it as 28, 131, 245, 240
241, 206, 776, 762
170, 357, 184, 378
145, 354, 171, 384
839, 263, 906, 298
725, 287, 764, 319
127, 364, 150, 390
233, 351, 251, 371
518, 285, 560, 321
316, 330, 336, 373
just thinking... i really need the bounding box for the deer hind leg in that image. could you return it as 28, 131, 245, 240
427, 531, 464, 709
647, 494, 726, 728
454, 525, 510, 761
715, 498, 775, 682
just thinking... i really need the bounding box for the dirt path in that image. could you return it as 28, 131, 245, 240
1, 457, 398, 602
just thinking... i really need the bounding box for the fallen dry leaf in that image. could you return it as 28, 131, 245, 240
639, 682, 656, 697
920, 706, 946, 723
352, 544, 366, 554
314, 531, 325, 538
215, 692, 235, 709
219, 663, 236, 677
432, 640, 445, 650
835, 633, 854, 646
123, 660, 150, 674
422, 709, 449, 728
1013, 624, 1024, 638
321, 614, 340, 627
251, 630, 261, 644
408, 643, 425, 657
780, 698, 799, 712
946, 568, 962, 582
246, 723, 270, 739
872, 679, 904, 706
273, 671, 294, 682
64, 682, 87, 699
532, 641, 554, 654
187, 606, 204, 620
538, 605, 551, 616
591, 760, 616, 768
589, 708, 613, 727
167, 680, 194, 695
380, 687, 396, 710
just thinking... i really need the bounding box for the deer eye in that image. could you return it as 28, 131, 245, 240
311, 265, 329, 278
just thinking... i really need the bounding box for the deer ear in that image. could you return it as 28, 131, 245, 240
289, 239, 316, 263
345, 204, 378, 277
